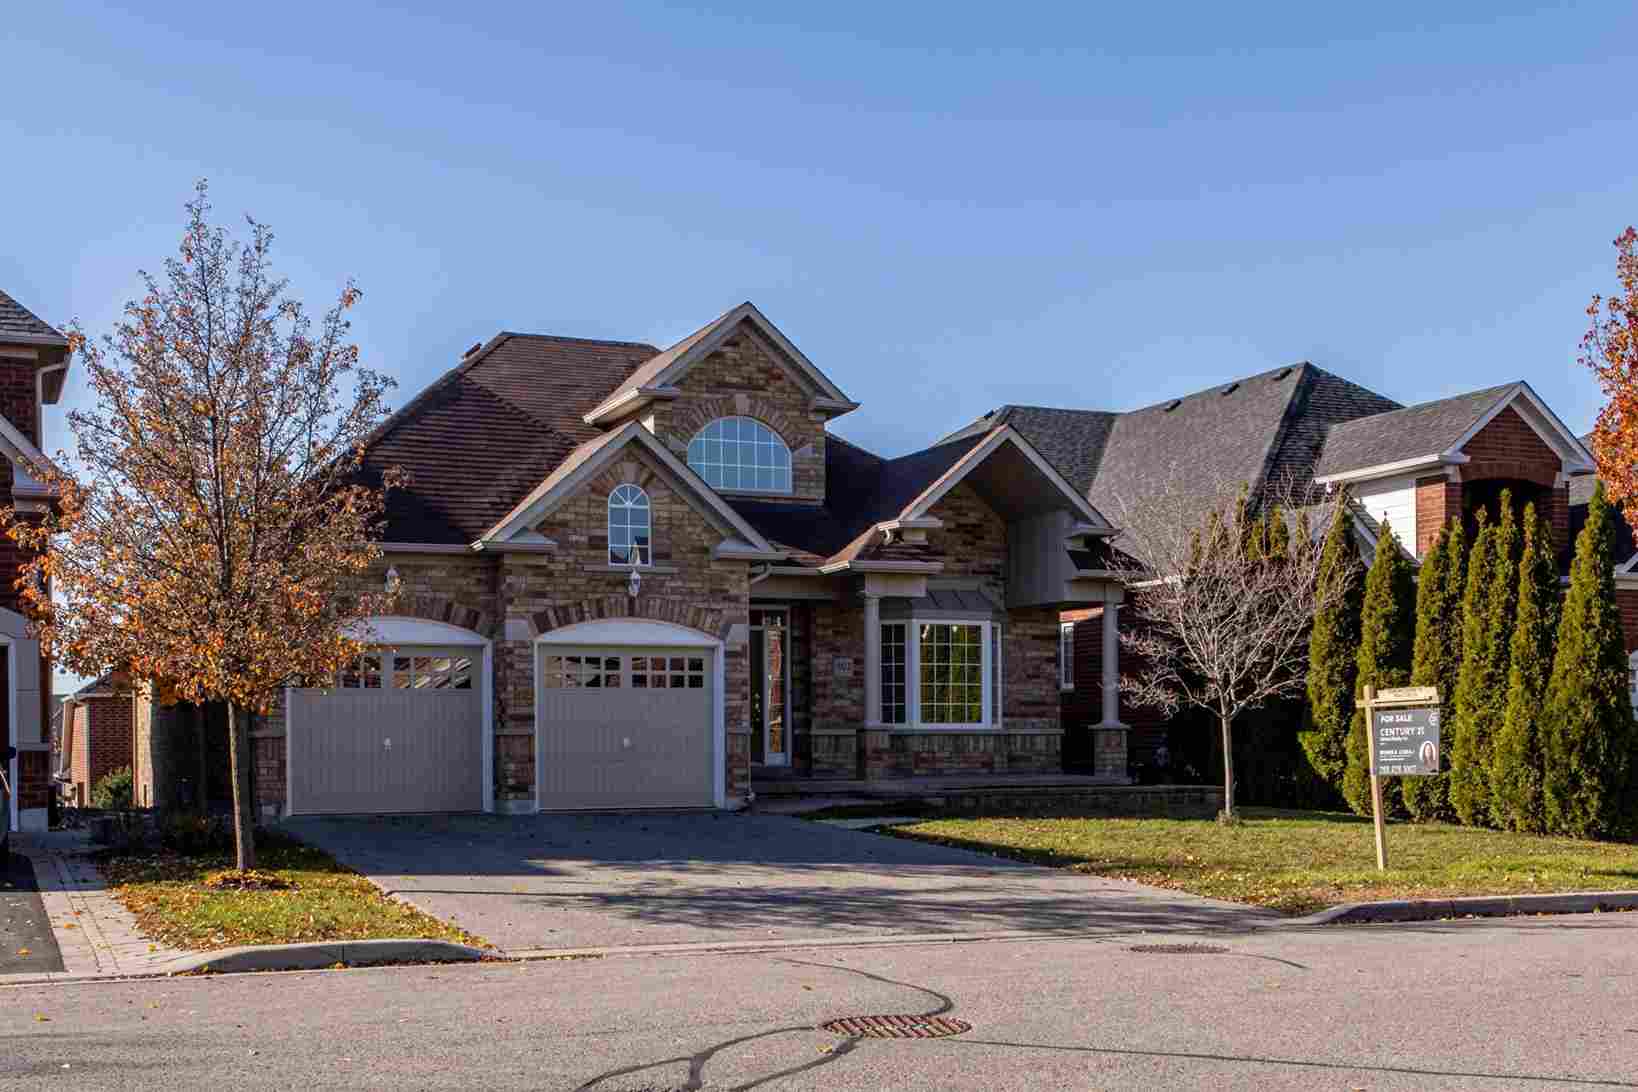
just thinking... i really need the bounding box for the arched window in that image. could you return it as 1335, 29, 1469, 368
687, 417, 792, 493
608, 484, 651, 566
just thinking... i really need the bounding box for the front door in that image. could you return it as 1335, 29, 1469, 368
750, 609, 790, 766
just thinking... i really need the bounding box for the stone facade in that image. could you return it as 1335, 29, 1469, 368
647, 327, 830, 504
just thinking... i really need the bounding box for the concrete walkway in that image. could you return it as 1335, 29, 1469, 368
3, 833, 190, 982
285, 811, 1277, 955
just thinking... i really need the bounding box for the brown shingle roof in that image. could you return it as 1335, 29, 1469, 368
362, 334, 657, 543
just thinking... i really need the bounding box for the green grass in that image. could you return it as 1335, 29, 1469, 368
101, 834, 486, 952
886, 807, 1638, 915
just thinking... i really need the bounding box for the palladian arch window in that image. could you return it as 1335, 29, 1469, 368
687, 417, 792, 493
607, 484, 651, 566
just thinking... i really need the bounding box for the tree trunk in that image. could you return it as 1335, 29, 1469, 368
226, 701, 256, 871
195, 704, 209, 815
1220, 710, 1237, 818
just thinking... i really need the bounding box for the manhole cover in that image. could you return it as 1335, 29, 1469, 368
1128, 943, 1231, 955
821, 1014, 972, 1039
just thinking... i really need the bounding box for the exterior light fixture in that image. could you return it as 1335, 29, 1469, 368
627, 569, 641, 598
385, 565, 402, 595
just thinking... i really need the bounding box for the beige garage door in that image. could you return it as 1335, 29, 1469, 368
538, 648, 715, 809
288, 646, 483, 815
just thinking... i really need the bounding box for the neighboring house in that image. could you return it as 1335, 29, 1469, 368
145, 301, 1127, 818
54, 673, 136, 807
0, 289, 70, 834
958, 365, 1598, 771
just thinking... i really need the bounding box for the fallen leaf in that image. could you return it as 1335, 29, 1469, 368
33, 1013, 49, 1022
17, 948, 30, 956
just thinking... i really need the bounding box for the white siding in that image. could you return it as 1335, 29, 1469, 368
1354, 473, 1417, 552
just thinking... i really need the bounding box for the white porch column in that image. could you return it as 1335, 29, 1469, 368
1099, 602, 1125, 727
863, 593, 881, 725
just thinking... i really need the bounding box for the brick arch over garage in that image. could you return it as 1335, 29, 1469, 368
528, 595, 729, 643
384, 591, 498, 640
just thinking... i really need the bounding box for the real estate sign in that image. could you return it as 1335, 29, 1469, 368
1372, 705, 1441, 776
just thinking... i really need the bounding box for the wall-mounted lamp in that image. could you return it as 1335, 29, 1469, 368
385, 565, 402, 595
627, 568, 641, 598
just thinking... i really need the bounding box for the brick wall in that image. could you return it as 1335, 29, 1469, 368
650, 325, 829, 504
1459, 405, 1561, 488
1618, 589, 1638, 652
68, 695, 134, 805
1414, 475, 1462, 557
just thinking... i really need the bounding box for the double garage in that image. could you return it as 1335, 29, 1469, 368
283, 617, 723, 816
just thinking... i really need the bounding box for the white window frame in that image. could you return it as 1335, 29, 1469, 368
686, 416, 793, 494
881, 617, 993, 730
607, 483, 652, 567
1628, 650, 1638, 712
1059, 622, 1075, 691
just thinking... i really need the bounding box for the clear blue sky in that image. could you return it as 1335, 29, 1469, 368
5, 1, 1636, 465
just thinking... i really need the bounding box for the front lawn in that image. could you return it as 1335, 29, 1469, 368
887, 807, 1638, 915
102, 833, 486, 951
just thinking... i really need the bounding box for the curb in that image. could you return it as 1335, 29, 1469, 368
153, 938, 493, 975
1285, 890, 1638, 926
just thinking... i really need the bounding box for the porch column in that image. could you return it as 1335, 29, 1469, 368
863, 592, 881, 725
1099, 603, 1124, 727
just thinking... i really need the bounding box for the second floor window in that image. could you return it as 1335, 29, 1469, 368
687, 416, 792, 493
608, 484, 651, 566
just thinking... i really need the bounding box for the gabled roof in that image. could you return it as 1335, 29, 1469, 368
360, 333, 659, 543
1313, 381, 1594, 482
731, 427, 1112, 571
479, 420, 782, 559
0, 288, 68, 347
584, 302, 857, 425
1313, 383, 1517, 480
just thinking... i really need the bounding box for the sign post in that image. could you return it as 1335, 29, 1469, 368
1361, 685, 1441, 873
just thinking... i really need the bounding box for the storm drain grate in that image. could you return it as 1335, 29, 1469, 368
1128, 943, 1231, 955
821, 1015, 972, 1039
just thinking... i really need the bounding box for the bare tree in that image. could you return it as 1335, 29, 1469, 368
1107, 472, 1349, 819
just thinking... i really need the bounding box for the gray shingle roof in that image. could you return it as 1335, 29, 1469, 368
0, 288, 67, 346
1313, 383, 1517, 479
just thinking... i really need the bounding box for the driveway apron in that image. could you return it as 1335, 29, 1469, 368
1, 853, 64, 974
284, 812, 1273, 952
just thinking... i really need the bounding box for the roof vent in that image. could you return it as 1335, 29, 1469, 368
1163, 399, 1182, 412
1221, 382, 1239, 396
462, 341, 483, 359
1272, 367, 1293, 381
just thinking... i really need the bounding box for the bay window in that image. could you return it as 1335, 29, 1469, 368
876, 616, 993, 728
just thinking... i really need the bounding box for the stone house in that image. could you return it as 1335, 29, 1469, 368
0, 289, 70, 834
145, 302, 1125, 818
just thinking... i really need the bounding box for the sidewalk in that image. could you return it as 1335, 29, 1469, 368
3, 831, 190, 983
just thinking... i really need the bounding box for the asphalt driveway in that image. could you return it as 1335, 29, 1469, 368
283, 812, 1274, 953
1, 852, 64, 975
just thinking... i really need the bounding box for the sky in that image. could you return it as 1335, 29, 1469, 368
5, 2, 1638, 690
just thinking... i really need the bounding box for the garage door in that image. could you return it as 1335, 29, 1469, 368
538, 647, 715, 809
288, 646, 483, 815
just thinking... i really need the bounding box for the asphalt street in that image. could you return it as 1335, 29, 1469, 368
4, 911, 1637, 1090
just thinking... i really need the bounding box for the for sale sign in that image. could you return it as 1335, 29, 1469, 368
1372, 706, 1441, 776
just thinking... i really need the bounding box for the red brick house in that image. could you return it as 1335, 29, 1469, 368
961, 366, 1600, 776
143, 302, 1124, 817
0, 289, 71, 834
55, 673, 136, 807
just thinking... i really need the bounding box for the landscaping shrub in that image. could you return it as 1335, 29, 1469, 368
158, 811, 233, 855
1304, 501, 1364, 792
91, 766, 134, 811
1542, 482, 1637, 839
1343, 526, 1415, 816
1451, 500, 1519, 827
1404, 517, 1465, 821
1492, 504, 1559, 833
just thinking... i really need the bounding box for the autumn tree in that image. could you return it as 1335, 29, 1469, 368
1402, 517, 1465, 822
1342, 526, 1415, 816
1585, 227, 1638, 529
1110, 474, 1349, 820
2, 184, 399, 869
